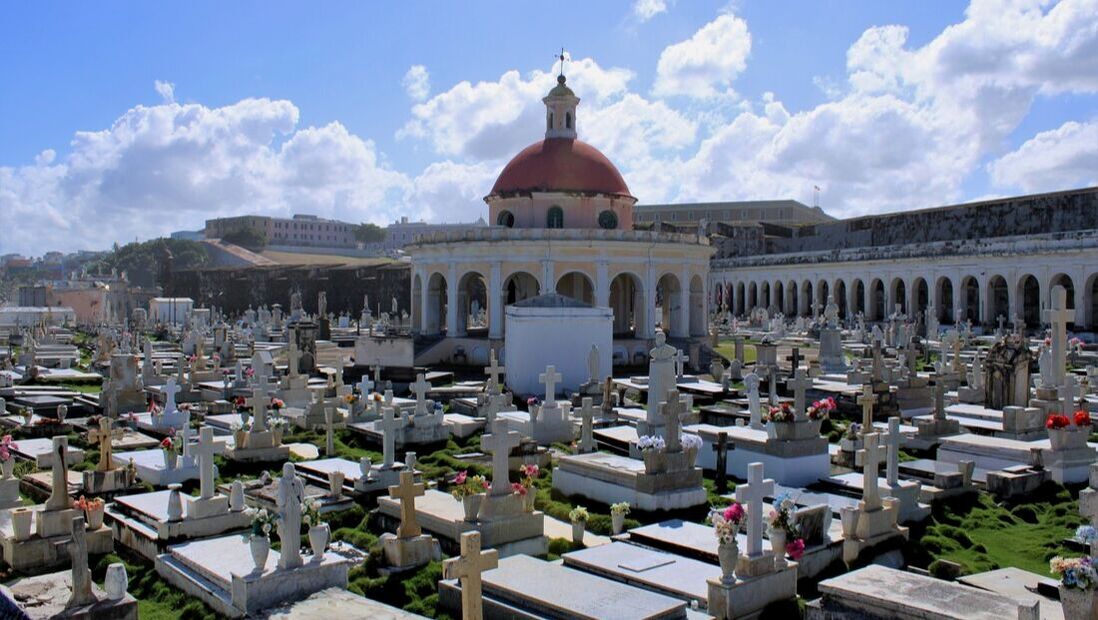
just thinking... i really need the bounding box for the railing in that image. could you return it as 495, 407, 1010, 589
407, 227, 709, 247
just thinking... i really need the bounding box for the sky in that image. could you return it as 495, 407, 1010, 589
2, 0, 1097, 257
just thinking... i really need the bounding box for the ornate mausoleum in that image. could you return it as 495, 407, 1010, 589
407, 74, 713, 366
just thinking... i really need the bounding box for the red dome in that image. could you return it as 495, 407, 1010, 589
490, 138, 632, 198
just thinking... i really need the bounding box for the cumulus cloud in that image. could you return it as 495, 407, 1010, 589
0, 98, 412, 255
402, 65, 431, 101
633, 0, 668, 22
988, 119, 1098, 193
154, 80, 175, 104
652, 13, 751, 99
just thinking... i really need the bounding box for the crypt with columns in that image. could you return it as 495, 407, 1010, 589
407, 69, 713, 364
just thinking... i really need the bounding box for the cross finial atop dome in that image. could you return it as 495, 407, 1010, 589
544, 48, 579, 140
556, 47, 568, 78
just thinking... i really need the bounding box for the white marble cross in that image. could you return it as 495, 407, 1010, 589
248, 386, 269, 432
859, 433, 885, 512
485, 352, 505, 395
378, 406, 402, 467
324, 407, 337, 456
162, 377, 181, 413
857, 384, 878, 430
786, 367, 812, 421
735, 462, 775, 558
194, 426, 218, 500
539, 365, 561, 407
482, 418, 521, 497
442, 531, 499, 620
1061, 375, 1083, 422
577, 397, 596, 453
372, 363, 382, 386
411, 374, 431, 416
932, 378, 946, 421
674, 349, 688, 379
46, 436, 71, 511
287, 341, 302, 378
64, 516, 96, 608
388, 469, 425, 539
357, 375, 375, 398
1044, 285, 1071, 388
886, 417, 901, 485
744, 372, 762, 429
659, 390, 687, 453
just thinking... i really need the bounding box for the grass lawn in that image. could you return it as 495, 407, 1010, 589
714, 340, 757, 364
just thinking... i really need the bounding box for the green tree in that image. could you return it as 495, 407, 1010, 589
353, 223, 386, 244
94, 238, 209, 288
221, 228, 268, 251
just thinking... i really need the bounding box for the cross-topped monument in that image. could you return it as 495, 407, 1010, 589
539, 365, 561, 408
786, 367, 812, 421
389, 470, 425, 539
194, 426, 219, 500
247, 386, 269, 431
89, 416, 124, 472
162, 377, 182, 413
577, 397, 596, 453
378, 406, 402, 468
357, 375, 375, 399
1061, 375, 1083, 422
858, 384, 878, 430
484, 352, 505, 395
482, 419, 522, 496
443, 531, 499, 620
659, 390, 687, 453
411, 373, 431, 416
1044, 285, 1071, 389
858, 433, 885, 512
735, 462, 775, 559
674, 349, 688, 380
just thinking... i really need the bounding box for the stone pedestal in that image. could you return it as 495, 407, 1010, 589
224, 430, 290, 464
81, 469, 137, 495
107, 490, 253, 560
0, 506, 114, 573
841, 502, 908, 565
882, 480, 930, 523
380, 533, 440, 573
6, 569, 138, 620
0, 478, 21, 510
818, 328, 847, 373
552, 452, 707, 511
707, 563, 797, 620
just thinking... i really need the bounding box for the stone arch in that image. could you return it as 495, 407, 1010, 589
503, 271, 540, 305
748, 281, 758, 312
1049, 273, 1076, 325
912, 277, 929, 321
425, 272, 447, 335
1016, 274, 1040, 328
760, 281, 771, 311
801, 280, 813, 317
657, 273, 684, 336
736, 282, 746, 316
609, 271, 645, 336
555, 271, 595, 305
890, 277, 907, 315
870, 278, 885, 321
986, 275, 1009, 326
690, 275, 706, 336
816, 280, 829, 315
1085, 273, 1098, 330
773, 281, 785, 315
936, 276, 954, 324
852, 279, 865, 317
834, 279, 848, 319
786, 279, 797, 316
961, 275, 980, 324
412, 273, 424, 332
455, 271, 488, 337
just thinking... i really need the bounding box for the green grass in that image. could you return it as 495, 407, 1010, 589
714, 340, 757, 364
909, 483, 1083, 577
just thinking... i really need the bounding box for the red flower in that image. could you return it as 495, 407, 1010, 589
511, 482, 527, 496
786, 538, 806, 560
159, 437, 174, 449
1075, 410, 1092, 426
1046, 414, 1070, 429
454, 470, 467, 485
723, 502, 745, 524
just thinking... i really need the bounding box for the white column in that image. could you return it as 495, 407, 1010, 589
541, 260, 554, 296
420, 270, 432, 334
643, 265, 657, 339
675, 268, 690, 338
489, 263, 502, 340
950, 275, 963, 324
926, 273, 938, 321
595, 262, 610, 309
445, 264, 458, 336
1073, 268, 1086, 327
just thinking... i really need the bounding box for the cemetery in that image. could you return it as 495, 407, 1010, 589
2, 45, 1098, 620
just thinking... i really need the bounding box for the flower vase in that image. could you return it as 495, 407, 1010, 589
612, 513, 625, 535
272, 427, 284, 445
162, 449, 176, 470
718, 540, 739, 584
11, 508, 32, 541
523, 490, 535, 513
1060, 586, 1098, 619
840, 506, 859, 538
309, 524, 330, 560
572, 521, 585, 545
250, 536, 270, 572
462, 494, 483, 522
1049, 427, 1088, 451
86, 505, 105, 530
104, 563, 128, 600
329, 471, 345, 498
1, 459, 14, 479
233, 429, 247, 449
770, 529, 787, 569
642, 450, 662, 474
685, 446, 698, 468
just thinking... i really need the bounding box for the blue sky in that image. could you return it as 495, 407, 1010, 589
2, 0, 1097, 256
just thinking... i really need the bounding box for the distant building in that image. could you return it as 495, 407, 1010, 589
150, 297, 194, 326
635, 200, 834, 226
0, 306, 76, 328
205, 214, 357, 248
373, 217, 487, 252
170, 229, 205, 241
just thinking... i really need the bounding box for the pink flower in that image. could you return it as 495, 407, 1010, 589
786, 538, 806, 560
511, 482, 527, 496
454, 470, 467, 485
723, 502, 744, 524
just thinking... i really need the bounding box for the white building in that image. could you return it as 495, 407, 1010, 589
149, 297, 194, 326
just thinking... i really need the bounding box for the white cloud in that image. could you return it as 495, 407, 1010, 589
402, 65, 431, 102
988, 119, 1098, 192
0, 98, 413, 255
652, 13, 751, 99
154, 80, 175, 104
406, 161, 498, 224
633, 0, 668, 22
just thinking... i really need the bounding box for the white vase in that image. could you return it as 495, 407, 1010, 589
329, 471, 345, 498
612, 513, 625, 535
523, 490, 535, 513
770, 529, 787, 569
572, 521, 585, 544
162, 449, 176, 470
1059, 585, 1098, 619
272, 427, 284, 445
309, 524, 329, 560
359, 457, 372, 477
86, 505, 105, 530
462, 494, 483, 522
1, 459, 14, 479
233, 429, 247, 449
104, 562, 128, 600
229, 480, 245, 511
250, 535, 270, 572
11, 508, 32, 541
840, 506, 859, 538
718, 540, 739, 584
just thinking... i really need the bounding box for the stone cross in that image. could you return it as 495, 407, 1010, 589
195, 426, 218, 500
870, 341, 884, 382
64, 516, 97, 608
377, 406, 403, 467
674, 349, 688, 380
482, 419, 521, 496
484, 352, 505, 395
388, 469, 425, 539
786, 347, 802, 371
659, 390, 687, 453
787, 367, 812, 421
372, 363, 382, 386
442, 531, 499, 620
1044, 285, 1071, 388
858, 433, 885, 512
577, 397, 596, 453
276, 462, 306, 569
324, 407, 337, 456
162, 377, 181, 413
411, 374, 431, 416
357, 375, 374, 398
857, 384, 878, 430
886, 417, 902, 485
712, 431, 729, 494
46, 436, 71, 511
248, 386, 269, 432
287, 341, 302, 378
1061, 375, 1083, 422
89, 416, 123, 472
933, 377, 947, 421
744, 372, 762, 429
735, 462, 775, 558
997, 314, 1006, 334
539, 365, 561, 408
